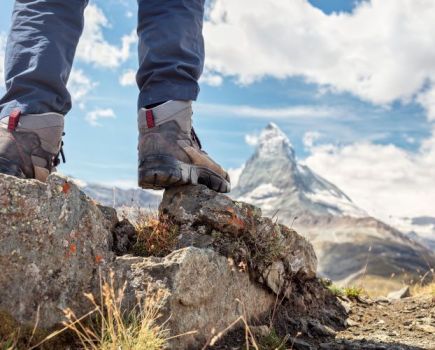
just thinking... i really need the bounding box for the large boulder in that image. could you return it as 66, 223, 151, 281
0, 173, 114, 329
112, 247, 275, 349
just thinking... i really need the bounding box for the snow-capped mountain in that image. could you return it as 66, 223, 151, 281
233, 123, 367, 218
232, 123, 435, 289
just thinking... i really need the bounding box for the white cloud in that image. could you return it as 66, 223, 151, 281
304, 128, 435, 220
195, 103, 339, 119
245, 133, 259, 146
119, 69, 136, 86
77, 4, 136, 68
85, 108, 116, 126
204, 0, 435, 120
228, 164, 245, 189
67, 69, 98, 107
303, 131, 322, 148
200, 70, 224, 86
417, 87, 435, 122
0, 32, 6, 88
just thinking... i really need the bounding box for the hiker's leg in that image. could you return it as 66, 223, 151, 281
0, 0, 88, 119
136, 0, 230, 193
136, 0, 205, 109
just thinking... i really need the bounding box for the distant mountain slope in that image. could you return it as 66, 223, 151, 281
78, 182, 161, 209
392, 216, 435, 251
231, 123, 434, 290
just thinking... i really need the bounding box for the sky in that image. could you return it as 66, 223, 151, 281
0, 0, 434, 223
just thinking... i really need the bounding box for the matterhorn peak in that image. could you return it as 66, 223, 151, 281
257, 123, 295, 159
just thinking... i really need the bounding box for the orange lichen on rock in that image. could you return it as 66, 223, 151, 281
226, 207, 245, 230
62, 182, 71, 194
69, 243, 77, 254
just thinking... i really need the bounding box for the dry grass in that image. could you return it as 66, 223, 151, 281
411, 282, 435, 297
61, 274, 168, 350
26, 272, 168, 350
132, 212, 179, 257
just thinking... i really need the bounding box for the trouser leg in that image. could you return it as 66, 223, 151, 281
0, 0, 88, 119
136, 0, 205, 109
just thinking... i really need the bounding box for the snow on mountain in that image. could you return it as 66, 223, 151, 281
233, 123, 367, 218
231, 123, 435, 289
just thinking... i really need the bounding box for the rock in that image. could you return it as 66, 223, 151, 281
112, 219, 137, 255
250, 325, 271, 338
345, 319, 359, 327
97, 204, 137, 255
111, 247, 275, 349
290, 338, 313, 350
374, 296, 391, 304
416, 324, 435, 334
308, 319, 337, 336
0, 175, 322, 350
0, 174, 114, 329
387, 286, 410, 300
160, 185, 317, 295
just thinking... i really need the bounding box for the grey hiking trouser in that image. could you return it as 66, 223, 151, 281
0, 0, 205, 119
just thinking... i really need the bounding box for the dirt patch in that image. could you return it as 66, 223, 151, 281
209, 290, 435, 350
335, 294, 435, 349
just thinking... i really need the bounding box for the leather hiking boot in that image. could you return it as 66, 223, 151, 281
138, 100, 231, 193
0, 111, 65, 182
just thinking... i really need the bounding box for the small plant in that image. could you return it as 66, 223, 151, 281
328, 284, 365, 298
327, 284, 344, 297
343, 286, 364, 298
133, 213, 179, 257
256, 328, 288, 350
0, 335, 18, 350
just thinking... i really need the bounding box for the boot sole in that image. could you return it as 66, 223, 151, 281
138, 155, 231, 193
0, 157, 26, 178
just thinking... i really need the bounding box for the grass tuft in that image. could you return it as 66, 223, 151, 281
411, 282, 435, 297
255, 328, 288, 350
327, 284, 365, 298
62, 272, 168, 350
132, 212, 179, 257
0, 334, 18, 350
28, 272, 168, 350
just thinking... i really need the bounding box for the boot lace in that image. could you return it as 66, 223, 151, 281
53, 132, 66, 167
191, 128, 202, 149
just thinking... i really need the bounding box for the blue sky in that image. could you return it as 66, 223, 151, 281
1, 0, 435, 221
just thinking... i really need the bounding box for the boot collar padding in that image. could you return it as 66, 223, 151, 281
0, 113, 64, 155
138, 100, 192, 133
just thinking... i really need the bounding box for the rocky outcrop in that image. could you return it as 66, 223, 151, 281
0, 174, 321, 350
160, 184, 317, 296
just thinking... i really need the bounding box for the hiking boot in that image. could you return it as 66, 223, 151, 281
0, 111, 64, 182
138, 100, 231, 193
